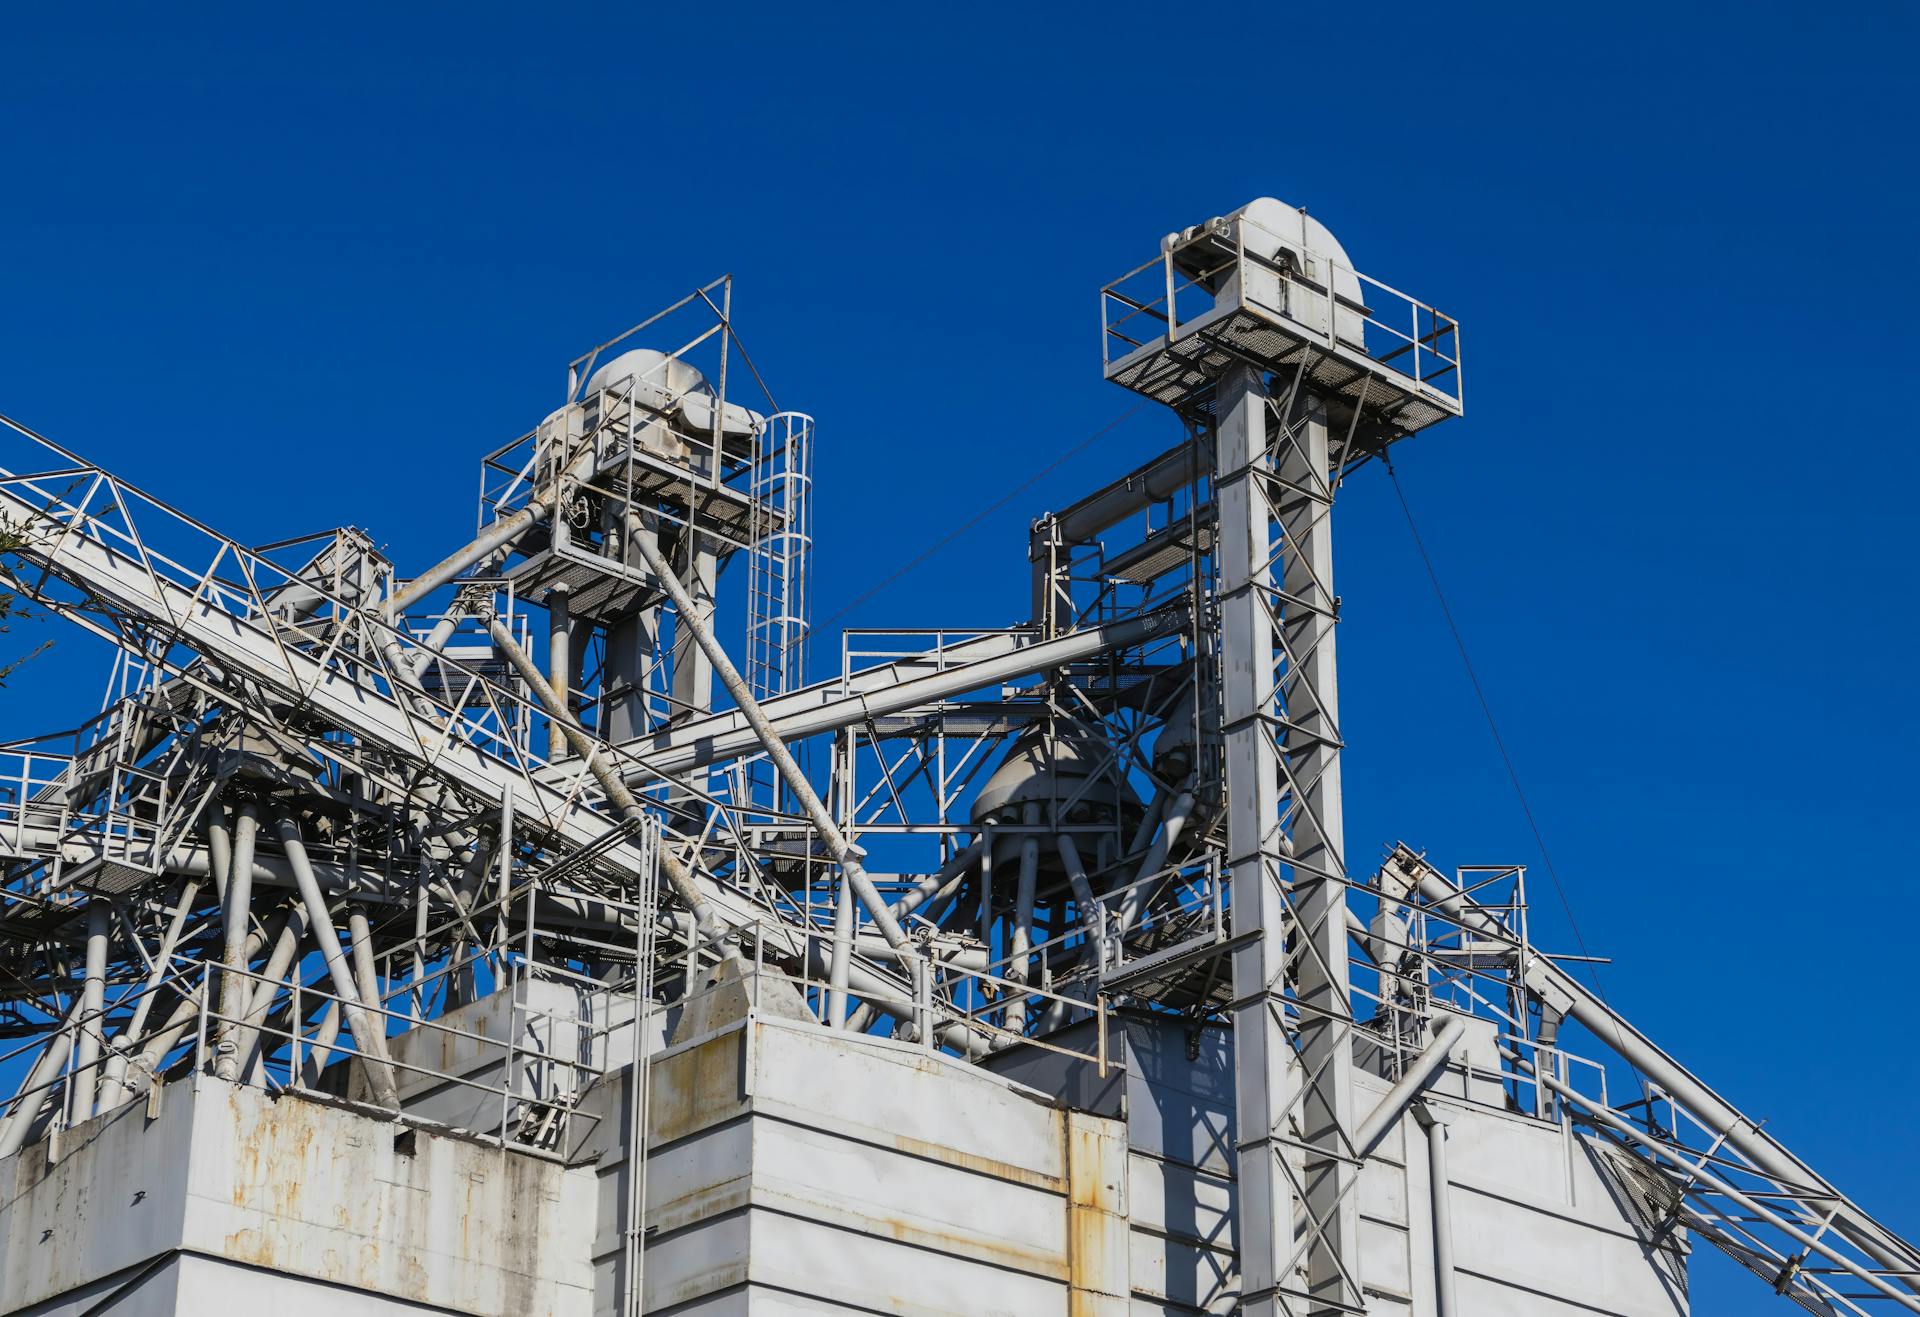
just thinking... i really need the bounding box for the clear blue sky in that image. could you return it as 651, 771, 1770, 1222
4, 6, 1916, 1310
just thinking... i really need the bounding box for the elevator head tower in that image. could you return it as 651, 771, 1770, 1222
1103, 196, 1463, 1314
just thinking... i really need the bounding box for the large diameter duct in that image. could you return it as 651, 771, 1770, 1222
1414, 861, 1920, 1295
1050, 439, 1206, 546
887, 838, 987, 922
232, 901, 311, 1083
205, 803, 233, 902
403, 547, 511, 678
387, 506, 550, 620
348, 909, 382, 1016
827, 877, 854, 1029
667, 538, 719, 726
798, 936, 990, 1058
1117, 787, 1195, 935
623, 605, 1188, 783
1055, 835, 1109, 971
122, 913, 281, 1103
546, 583, 575, 759
1004, 825, 1041, 1035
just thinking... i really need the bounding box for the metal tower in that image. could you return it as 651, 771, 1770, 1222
1101, 198, 1464, 1313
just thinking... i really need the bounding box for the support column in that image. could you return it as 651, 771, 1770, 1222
68, 901, 110, 1123
99, 877, 200, 1111
546, 583, 573, 760
0, 998, 84, 1157
1274, 392, 1360, 1310
215, 802, 260, 1081
827, 872, 853, 1029
1220, 365, 1361, 1313
1217, 364, 1299, 1315
605, 512, 661, 746
277, 815, 399, 1109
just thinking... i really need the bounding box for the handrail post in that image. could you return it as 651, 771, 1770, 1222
291, 977, 302, 1089
194, 963, 209, 1078
1163, 248, 1178, 344
1097, 993, 1108, 1079
502, 991, 516, 1147
1411, 299, 1422, 387
914, 957, 932, 1052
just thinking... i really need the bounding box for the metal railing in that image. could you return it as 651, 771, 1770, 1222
683, 916, 1116, 1075
1100, 208, 1463, 413
0, 741, 73, 860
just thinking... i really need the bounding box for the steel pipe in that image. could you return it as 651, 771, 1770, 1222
276, 814, 399, 1109
827, 874, 854, 1030
233, 901, 311, 1084
1055, 835, 1109, 971
1354, 1015, 1467, 1161
205, 802, 232, 903
399, 547, 510, 679
385, 422, 607, 621
215, 802, 261, 1081
387, 495, 561, 620
546, 583, 574, 759
1422, 1112, 1459, 1317
67, 901, 110, 1123
621, 513, 914, 954
886, 838, 986, 922
799, 937, 990, 1058
480, 611, 730, 952
348, 908, 381, 1014
125, 919, 274, 1100
98, 877, 201, 1110
1118, 787, 1195, 935
301, 998, 344, 1086
1005, 827, 1041, 1034
0, 997, 84, 1158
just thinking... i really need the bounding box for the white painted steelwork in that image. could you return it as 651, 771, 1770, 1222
0, 200, 1910, 1317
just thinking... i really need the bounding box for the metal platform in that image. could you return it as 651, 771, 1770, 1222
1102, 211, 1463, 450
500, 536, 665, 622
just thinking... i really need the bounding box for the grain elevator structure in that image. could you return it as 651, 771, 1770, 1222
0, 199, 1914, 1316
